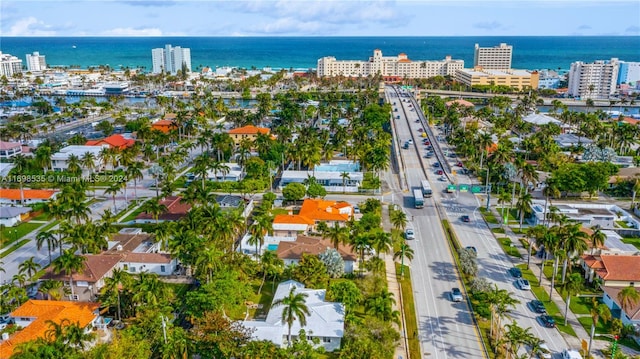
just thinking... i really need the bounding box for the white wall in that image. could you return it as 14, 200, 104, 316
119, 261, 176, 275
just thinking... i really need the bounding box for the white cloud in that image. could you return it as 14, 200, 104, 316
100, 27, 164, 36
4, 16, 57, 36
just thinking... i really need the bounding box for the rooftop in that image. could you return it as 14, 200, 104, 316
228, 125, 270, 135
135, 196, 191, 221
0, 189, 56, 201
85, 134, 135, 149
602, 286, 640, 320
276, 236, 357, 261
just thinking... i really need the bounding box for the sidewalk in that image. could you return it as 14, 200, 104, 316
382, 203, 410, 359
485, 204, 640, 358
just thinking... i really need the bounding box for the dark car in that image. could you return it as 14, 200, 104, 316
456, 161, 463, 167
539, 315, 556, 328
509, 267, 522, 278
530, 300, 547, 314
465, 246, 477, 253
433, 162, 440, 168
461, 215, 470, 222
437, 170, 443, 175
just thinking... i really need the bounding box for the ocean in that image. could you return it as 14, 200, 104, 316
1, 36, 639, 72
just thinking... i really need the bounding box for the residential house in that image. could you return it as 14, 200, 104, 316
207, 163, 245, 182
601, 286, 640, 329
228, 125, 270, 146
105, 228, 178, 276
298, 198, 353, 229
276, 236, 358, 273
529, 201, 616, 228
0, 206, 31, 227
51, 145, 109, 174
272, 214, 315, 237
119, 253, 175, 276
522, 113, 572, 133
608, 167, 640, 189
242, 280, 344, 352
0, 141, 22, 159
85, 134, 135, 150
134, 196, 192, 223
0, 300, 102, 359
280, 160, 363, 193
0, 189, 57, 205
553, 133, 593, 148
151, 113, 177, 134
580, 254, 640, 287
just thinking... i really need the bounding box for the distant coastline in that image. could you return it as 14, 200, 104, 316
2, 36, 639, 73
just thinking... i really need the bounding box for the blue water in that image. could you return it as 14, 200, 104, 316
267, 244, 278, 251
1, 36, 639, 72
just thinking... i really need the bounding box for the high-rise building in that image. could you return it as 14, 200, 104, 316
0, 52, 23, 77
473, 43, 513, 70
317, 50, 464, 78
568, 58, 620, 100
151, 44, 191, 75
25, 51, 46, 72
617, 61, 640, 87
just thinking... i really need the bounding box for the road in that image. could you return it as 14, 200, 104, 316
387, 86, 486, 359
400, 86, 569, 357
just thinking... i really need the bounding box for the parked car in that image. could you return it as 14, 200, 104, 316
561, 349, 583, 359
517, 278, 531, 290
456, 161, 463, 167
539, 315, 556, 328
407, 139, 413, 145
461, 215, 470, 222
437, 170, 443, 175
405, 228, 415, 240
529, 300, 546, 314
509, 267, 522, 278
415, 119, 420, 123
418, 128, 424, 132
465, 246, 477, 253
450, 288, 463, 302
537, 342, 552, 359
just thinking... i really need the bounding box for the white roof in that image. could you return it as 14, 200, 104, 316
243, 280, 344, 345
523, 113, 561, 126
273, 223, 309, 231
52, 145, 107, 160
282, 171, 363, 181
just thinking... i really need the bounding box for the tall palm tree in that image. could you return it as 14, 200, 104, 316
588, 301, 612, 355
390, 209, 407, 231
52, 250, 86, 299
104, 181, 121, 211
561, 273, 583, 326
617, 286, 640, 317
559, 223, 588, 283
589, 226, 606, 254
394, 242, 414, 277
126, 160, 145, 202
516, 192, 533, 230
258, 251, 284, 294
371, 230, 393, 258
324, 222, 348, 250
39, 279, 63, 300
101, 268, 132, 321
503, 321, 534, 359
272, 286, 310, 346
18, 256, 41, 281
36, 231, 58, 265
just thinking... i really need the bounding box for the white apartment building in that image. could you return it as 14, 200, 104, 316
474, 43, 513, 70
0, 51, 23, 77
317, 49, 463, 78
568, 58, 620, 100
51, 145, 109, 174
25, 52, 46, 72
151, 44, 192, 75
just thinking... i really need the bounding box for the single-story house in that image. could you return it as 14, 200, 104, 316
581, 254, 640, 287
601, 286, 640, 329
276, 236, 358, 273
134, 196, 192, 223
242, 280, 344, 352
86, 134, 135, 150
0, 206, 31, 227
0, 189, 57, 205
0, 300, 102, 359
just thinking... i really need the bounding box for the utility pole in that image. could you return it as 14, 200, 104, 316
161, 315, 168, 344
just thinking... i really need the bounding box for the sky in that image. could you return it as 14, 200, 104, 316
1, 0, 639, 37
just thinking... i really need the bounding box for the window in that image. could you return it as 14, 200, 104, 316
130, 267, 136, 272
323, 337, 331, 343
161, 265, 166, 272
123, 264, 128, 271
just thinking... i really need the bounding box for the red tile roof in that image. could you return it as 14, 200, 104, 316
1, 300, 99, 358
602, 286, 640, 320
273, 214, 315, 225
135, 196, 192, 221
276, 236, 357, 261
86, 134, 135, 149
0, 141, 21, 150
41, 254, 123, 283
583, 254, 640, 282
298, 199, 352, 222
228, 125, 270, 135
0, 189, 56, 201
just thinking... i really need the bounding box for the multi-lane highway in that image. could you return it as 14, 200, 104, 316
388, 85, 569, 358
387, 86, 486, 359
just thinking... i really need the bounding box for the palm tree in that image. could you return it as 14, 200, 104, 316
527, 337, 550, 359
590, 226, 606, 254
588, 301, 612, 355
140, 197, 168, 224
561, 273, 583, 326
516, 192, 533, 230
272, 286, 310, 346
365, 290, 399, 324
36, 231, 58, 265
487, 284, 520, 341
63, 321, 95, 350
258, 251, 284, 294
39, 279, 63, 300
617, 286, 640, 317
104, 181, 121, 211
340, 171, 350, 193
390, 209, 407, 231
559, 223, 588, 283
324, 222, 347, 250
371, 230, 393, 258
126, 160, 145, 202
52, 250, 86, 299
101, 268, 132, 321
18, 256, 41, 281
394, 242, 414, 277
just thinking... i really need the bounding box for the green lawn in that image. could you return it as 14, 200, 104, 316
121, 206, 147, 223
498, 238, 522, 258
30, 211, 52, 221
396, 263, 421, 359
0, 222, 42, 249
615, 221, 631, 229
479, 208, 499, 224
516, 264, 577, 337
568, 296, 595, 315
0, 239, 31, 259
621, 236, 640, 250
271, 208, 289, 216
495, 207, 519, 223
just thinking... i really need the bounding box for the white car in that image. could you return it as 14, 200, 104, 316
537, 343, 552, 359
405, 228, 415, 240
516, 278, 531, 290
561, 349, 583, 359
